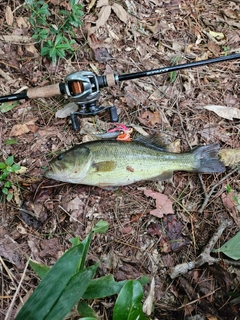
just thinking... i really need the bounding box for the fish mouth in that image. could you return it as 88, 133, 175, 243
45, 163, 62, 177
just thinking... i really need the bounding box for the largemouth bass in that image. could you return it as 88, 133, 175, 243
45, 136, 225, 187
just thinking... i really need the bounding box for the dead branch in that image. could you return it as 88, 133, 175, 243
169, 217, 232, 279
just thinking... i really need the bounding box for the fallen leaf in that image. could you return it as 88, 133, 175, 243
209, 30, 225, 41
96, 5, 111, 29
219, 148, 240, 166
16, 16, 28, 28
87, 0, 97, 12
94, 47, 113, 63
10, 119, 38, 136
55, 102, 78, 118
111, 3, 128, 24
222, 8, 240, 20
140, 110, 161, 126
143, 278, 155, 315
221, 192, 240, 227
144, 190, 174, 218
203, 105, 240, 120
67, 196, 85, 222
96, 0, 109, 7
5, 6, 13, 26
0, 228, 24, 268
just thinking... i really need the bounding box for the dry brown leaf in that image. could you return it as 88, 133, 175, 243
141, 110, 161, 126
144, 190, 174, 218
111, 3, 128, 24
96, 0, 109, 7
5, 6, 13, 26
96, 5, 111, 29
222, 8, 240, 20
10, 119, 38, 136
221, 192, 240, 227
219, 149, 240, 166
204, 105, 240, 120
16, 16, 28, 28
67, 196, 85, 222
0, 35, 32, 43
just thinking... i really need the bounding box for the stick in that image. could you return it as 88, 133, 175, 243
169, 217, 232, 279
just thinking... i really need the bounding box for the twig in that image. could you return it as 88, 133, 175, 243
199, 167, 239, 213
4, 257, 30, 320
169, 217, 232, 279
0, 68, 13, 81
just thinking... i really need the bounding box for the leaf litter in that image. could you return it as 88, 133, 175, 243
0, 0, 240, 319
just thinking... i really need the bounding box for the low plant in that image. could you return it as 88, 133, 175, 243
0, 155, 20, 201
15, 220, 150, 320
25, 0, 84, 65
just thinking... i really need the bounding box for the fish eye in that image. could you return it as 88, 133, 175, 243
57, 154, 63, 160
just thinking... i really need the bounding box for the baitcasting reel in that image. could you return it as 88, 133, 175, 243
0, 53, 239, 130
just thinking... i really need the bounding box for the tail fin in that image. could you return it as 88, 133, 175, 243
193, 144, 226, 173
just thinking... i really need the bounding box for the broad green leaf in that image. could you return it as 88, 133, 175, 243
4, 181, 12, 188
83, 275, 126, 299
6, 193, 13, 202
12, 163, 21, 171
0, 162, 6, 169
93, 220, 109, 234
138, 275, 150, 286
70, 236, 81, 247
213, 231, 240, 260
78, 300, 99, 319
44, 264, 98, 320
29, 260, 50, 279
0, 101, 18, 113
113, 280, 148, 320
15, 244, 85, 320
5, 155, 14, 166
2, 187, 9, 195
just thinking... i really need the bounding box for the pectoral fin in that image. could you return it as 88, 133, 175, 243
93, 160, 116, 172
150, 171, 173, 181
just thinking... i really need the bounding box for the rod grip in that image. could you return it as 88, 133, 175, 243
27, 83, 61, 99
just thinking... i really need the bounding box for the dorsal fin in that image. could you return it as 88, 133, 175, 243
134, 134, 169, 151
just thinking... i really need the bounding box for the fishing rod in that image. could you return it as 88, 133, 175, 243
0, 53, 239, 130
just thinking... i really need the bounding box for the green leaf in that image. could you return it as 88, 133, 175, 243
6, 192, 13, 202
79, 231, 93, 270
2, 187, 9, 195
44, 264, 98, 320
93, 220, 109, 234
15, 244, 85, 320
12, 163, 21, 171
4, 181, 12, 188
213, 231, 240, 260
113, 280, 148, 320
0, 162, 6, 170
5, 155, 14, 166
29, 260, 50, 279
78, 300, 99, 319
83, 275, 126, 299
0, 101, 19, 113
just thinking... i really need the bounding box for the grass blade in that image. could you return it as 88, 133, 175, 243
15, 244, 84, 320
44, 264, 98, 320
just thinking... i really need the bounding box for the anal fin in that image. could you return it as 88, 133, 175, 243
150, 171, 173, 181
